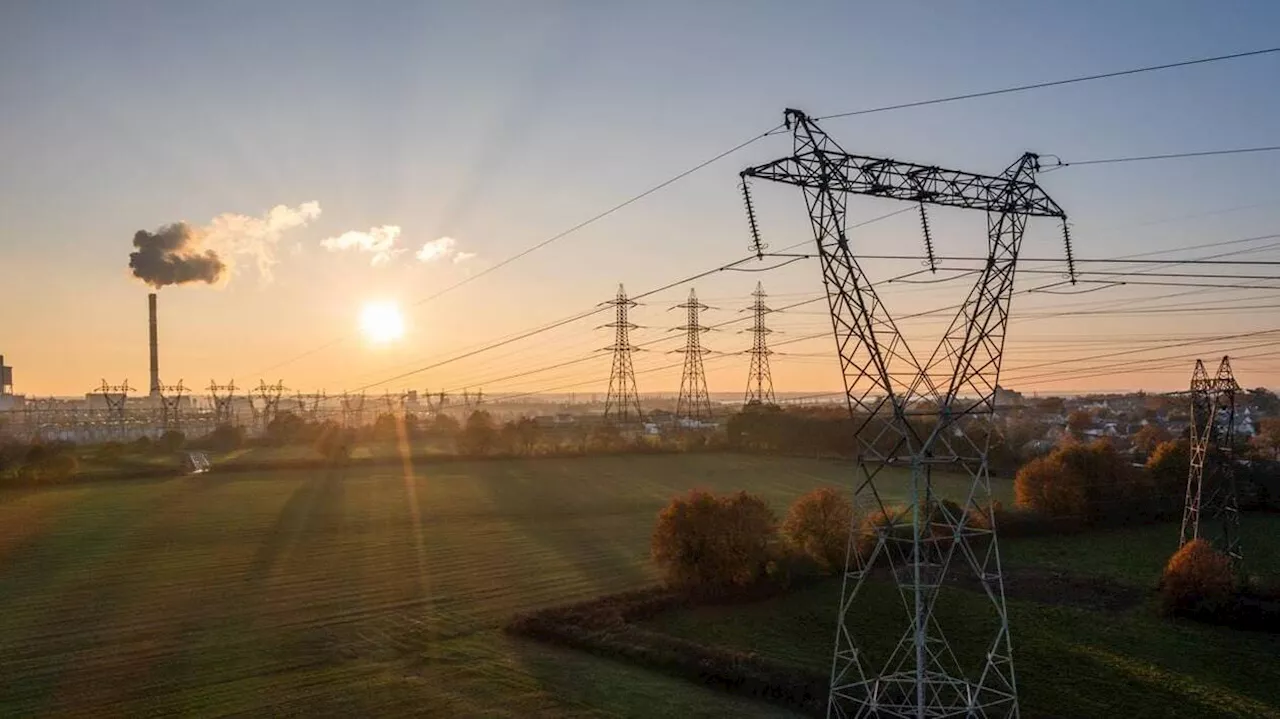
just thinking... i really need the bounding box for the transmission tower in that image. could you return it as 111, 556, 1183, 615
672, 289, 713, 421
98, 380, 132, 436
603, 284, 643, 423
743, 282, 775, 406
251, 380, 285, 433
342, 391, 366, 428
1180, 356, 1242, 561
157, 381, 187, 430
741, 108, 1071, 718
208, 381, 237, 426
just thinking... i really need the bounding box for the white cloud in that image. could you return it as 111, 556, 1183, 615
416, 236, 458, 263
203, 201, 322, 282
452, 251, 476, 264
322, 225, 403, 266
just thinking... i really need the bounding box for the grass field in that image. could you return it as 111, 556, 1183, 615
0, 453, 990, 717
647, 515, 1280, 719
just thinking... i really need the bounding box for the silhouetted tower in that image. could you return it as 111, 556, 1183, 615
208, 381, 236, 426
742, 108, 1072, 718
673, 289, 712, 421
743, 282, 775, 406
341, 391, 366, 428
157, 380, 187, 430
98, 380, 132, 437
603, 284, 643, 423
1181, 356, 1242, 562
251, 380, 285, 434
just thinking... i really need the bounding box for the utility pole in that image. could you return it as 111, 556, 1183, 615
743, 282, 775, 406
603, 284, 643, 423
1181, 356, 1242, 562
672, 289, 712, 422
741, 108, 1071, 718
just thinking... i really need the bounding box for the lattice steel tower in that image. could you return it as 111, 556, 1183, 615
673, 289, 712, 421
741, 108, 1072, 718
743, 282, 775, 406
603, 284, 643, 423
1180, 356, 1242, 562
209, 381, 237, 426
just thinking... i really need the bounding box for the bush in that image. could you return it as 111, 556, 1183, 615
782, 488, 853, 572
314, 423, 354, 463
15, 443, 79, 482
158, 430, 186, 452
203, 424, 246, 452
651, 489, 777, 594
1160, 539, 1235, 618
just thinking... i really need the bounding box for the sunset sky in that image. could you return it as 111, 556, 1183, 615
2, 1, 1279, 398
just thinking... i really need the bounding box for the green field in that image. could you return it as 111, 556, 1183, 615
648, 515, 1280, 719
0, 453, 987, 717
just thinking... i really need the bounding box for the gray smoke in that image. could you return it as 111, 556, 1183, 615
129, 223, 226, 289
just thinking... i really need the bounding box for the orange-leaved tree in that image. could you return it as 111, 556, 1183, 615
651, 489, 777, 593
1160, 538, 1235, 617
782, 487, 853, 572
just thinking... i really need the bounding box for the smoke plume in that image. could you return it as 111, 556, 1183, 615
129, 223, 226, 288
128, 201, 321, 288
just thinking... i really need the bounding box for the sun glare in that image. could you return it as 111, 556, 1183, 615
360, 301, 405, 344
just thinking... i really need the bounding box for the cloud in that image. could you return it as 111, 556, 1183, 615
452, 251, 476, 264
414, 237, 465, 263
321, 225, 404, 266
203, 201, 322, 282
129, 201, 320, 288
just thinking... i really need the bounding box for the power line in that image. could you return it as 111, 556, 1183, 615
1050, 145, 1280, 168
817, 46, 1280, 121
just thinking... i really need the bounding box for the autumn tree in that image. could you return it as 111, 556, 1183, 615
651, 489, 777, 593
1250, 417, 1280, 460
1160, 539, 1235, 618
1015, 440, 1139, 522
782, 487, 854, 572
1066, 409, 1092, 436
1132, 424, 1172, 458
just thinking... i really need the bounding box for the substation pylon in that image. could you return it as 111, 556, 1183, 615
1180, 356, 1242, 562
98, 380, 132, 438
743, 281, 776, 406
741, 108, 1072, 718
157, 381, 187, 431
208, 381, 237, 426
342, 391, 366, 428
294, 391, 325, 422
602, 284, 643, 424
250, 380, 286, 434
672, 289, 713, 422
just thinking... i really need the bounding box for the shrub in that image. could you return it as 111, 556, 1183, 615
1160, 539, 1235, 618
203, 424, 246, 452
782, 488, 853, 572
16, 443, 79, 482
651, 489, 777, 594
158, 430, 186, 452
314, 424, 354, 463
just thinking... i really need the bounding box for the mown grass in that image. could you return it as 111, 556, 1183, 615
1000, 514, 1280, 587
645, 516, 1280, 719
0, 453, 985, 717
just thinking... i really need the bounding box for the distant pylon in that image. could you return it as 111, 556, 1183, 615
208, 381, 236, 426
603, 284, 643, 423
1181, 356, 1242, 562
157, 380, 187, 430
743, 282, 775, 406
673, 289, 712, 421
342, 391, 366, 428
251, 380, 285, 433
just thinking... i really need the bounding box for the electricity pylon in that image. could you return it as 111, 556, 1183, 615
1180, 356, 1242, 562
157, 381, 187, 430
603, 284, 643, 423
342, 391, 366, 428
209, 381, 236, 425
98, 380, 132, 436
741, 108, 1071, 718
743, 282, 775, 406
672, 289, 712, 421
251, 380, 285, 433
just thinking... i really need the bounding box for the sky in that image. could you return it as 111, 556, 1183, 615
1, 1, 1278, 399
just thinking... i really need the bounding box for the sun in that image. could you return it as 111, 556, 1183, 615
360, 301, 405, 344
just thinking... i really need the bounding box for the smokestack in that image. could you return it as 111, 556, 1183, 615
149, 293, 160, 397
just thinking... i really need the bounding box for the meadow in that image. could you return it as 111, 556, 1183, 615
0, 453, 979, 717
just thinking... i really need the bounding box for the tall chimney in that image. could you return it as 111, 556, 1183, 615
148, 292, 160, 397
